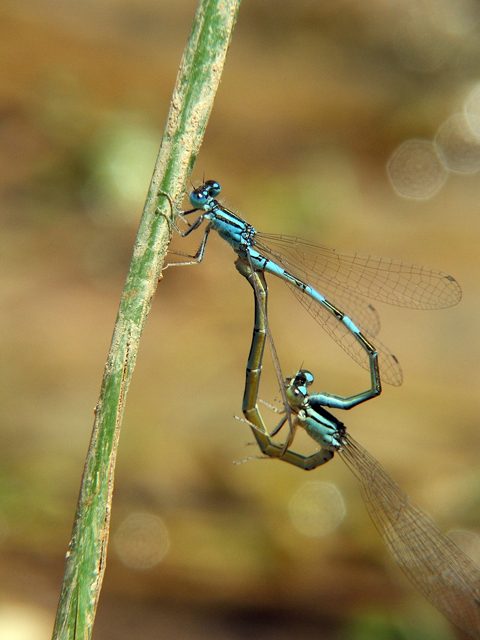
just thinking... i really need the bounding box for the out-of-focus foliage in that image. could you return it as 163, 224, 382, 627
0, 1, 479, 638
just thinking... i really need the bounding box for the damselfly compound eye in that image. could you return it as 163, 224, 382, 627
205, 180, 221, 198
189, 189, 208, 208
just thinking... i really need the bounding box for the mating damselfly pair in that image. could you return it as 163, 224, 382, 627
162, 180, 479, 638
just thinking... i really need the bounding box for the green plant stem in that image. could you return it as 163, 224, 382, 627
52, 1, 242, 638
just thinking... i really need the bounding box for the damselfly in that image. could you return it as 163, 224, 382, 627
275, 368, 480, 639
165, 180, 461, 387
236, 263, 480, 638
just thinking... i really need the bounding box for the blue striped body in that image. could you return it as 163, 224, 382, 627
179, 179, 461, 388
190, 181, 367, 349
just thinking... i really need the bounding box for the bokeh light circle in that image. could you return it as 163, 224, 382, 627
464, 83, 480, 138
114, 513, 170, 569
435, 114, 480, 173
288, 482, 346, 537
387, 139, 448, 199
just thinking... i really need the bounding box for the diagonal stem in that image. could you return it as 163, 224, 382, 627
52, 1, 242, 638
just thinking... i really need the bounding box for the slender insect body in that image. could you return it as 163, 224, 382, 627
278, 369, 480, 639
175, 179, 461, 389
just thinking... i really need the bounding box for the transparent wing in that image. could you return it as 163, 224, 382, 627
340, 434, 480, 638
287, 283, 403, 387
255, 233, 462, 310
256, 238, 381, 336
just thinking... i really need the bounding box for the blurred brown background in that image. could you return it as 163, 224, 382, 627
1, 0, 480, 638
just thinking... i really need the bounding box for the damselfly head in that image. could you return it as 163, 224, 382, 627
293, 369, 314, 388
286, 369, 313, 408
286, 382, 307, 408
189, 186, 208, 209
204, 180, 221, 198
189, 180, 221, 209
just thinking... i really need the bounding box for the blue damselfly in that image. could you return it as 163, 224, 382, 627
165, 180, 461, 388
